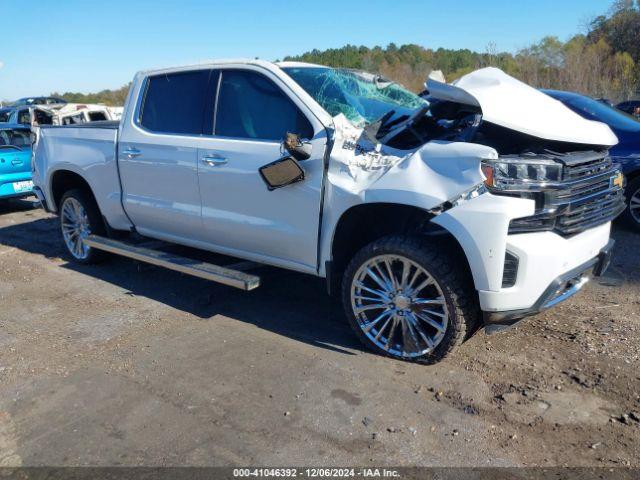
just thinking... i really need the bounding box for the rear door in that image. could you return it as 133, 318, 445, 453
118, 68, 213, 239
196, 67, 327, 272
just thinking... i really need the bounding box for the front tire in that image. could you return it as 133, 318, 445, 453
342, 235, 479, 364
59, 189, 106, 264
622, 177, 640, 232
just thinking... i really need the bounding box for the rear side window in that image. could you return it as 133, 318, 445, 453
34, 109, 52, 125
89, 111, 107, 121
63, 113, 85, 125
215, 70, 313, 141
140, 70, 210, 134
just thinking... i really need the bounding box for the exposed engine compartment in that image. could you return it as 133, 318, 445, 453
377, 99, 611, 156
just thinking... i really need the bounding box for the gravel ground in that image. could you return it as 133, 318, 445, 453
0, 197, 638, 467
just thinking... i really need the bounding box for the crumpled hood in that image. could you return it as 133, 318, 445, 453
427, 67, 618, 147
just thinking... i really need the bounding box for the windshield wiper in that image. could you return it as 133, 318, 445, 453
0, 145, 22, 151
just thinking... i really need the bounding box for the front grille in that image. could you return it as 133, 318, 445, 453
502, 251, 519, 288
562, 153, 612, 181
557, 189, 625, 235
509, 151, 625, 237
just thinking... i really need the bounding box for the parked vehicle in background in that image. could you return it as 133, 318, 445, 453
544, 90, 640, 231
11, 96, 67, 107
32, 63, 624, 364
108, 106, 124, 121
596, 98, 614, 107
0, 105, 56, 126
0, 107, 13, 123
55, 104, 117, 125
0, 124, 33, 200
616, 100, 640, 117
0, 103, 118, 127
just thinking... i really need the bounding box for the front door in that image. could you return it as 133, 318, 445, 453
197, 68, 327, 272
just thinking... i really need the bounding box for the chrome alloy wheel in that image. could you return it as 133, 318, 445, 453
350, 254, 449, 358
61, 197, 91, 260
631, 187, 640, 224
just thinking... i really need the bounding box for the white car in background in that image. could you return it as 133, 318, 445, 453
0, 102, 120, 127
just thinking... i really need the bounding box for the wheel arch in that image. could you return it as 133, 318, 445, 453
50, 169, 97, 212
327, 202, 473, 295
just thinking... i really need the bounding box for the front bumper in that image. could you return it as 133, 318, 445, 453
484, 239, 614, 333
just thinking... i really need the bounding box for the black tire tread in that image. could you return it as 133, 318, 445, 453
341, 235, 480, 365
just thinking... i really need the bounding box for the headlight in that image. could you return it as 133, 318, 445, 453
481, 158, 563, 192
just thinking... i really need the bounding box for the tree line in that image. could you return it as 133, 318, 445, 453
283, 0, 640, 102
50, 84, 131, 107
48, 0, 640, 105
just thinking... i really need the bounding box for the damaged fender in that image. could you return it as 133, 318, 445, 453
432, 194, 534, 292
319, 114, 536, 289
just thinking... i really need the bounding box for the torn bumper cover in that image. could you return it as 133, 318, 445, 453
484, 239, 615, 334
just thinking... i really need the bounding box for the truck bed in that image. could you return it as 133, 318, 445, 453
32, 122, 132, 231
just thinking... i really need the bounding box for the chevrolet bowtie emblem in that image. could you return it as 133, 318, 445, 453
611, 172, 625, 189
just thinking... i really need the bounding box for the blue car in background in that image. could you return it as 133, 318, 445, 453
0, 124, 34, 201
543, 90, 640, 232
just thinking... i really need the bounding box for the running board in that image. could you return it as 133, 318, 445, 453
84, 235, 261, 291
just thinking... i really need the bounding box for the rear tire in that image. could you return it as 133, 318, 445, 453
341, 235, 480, 365
59, 189, 106, 265
622, 177, 640, 232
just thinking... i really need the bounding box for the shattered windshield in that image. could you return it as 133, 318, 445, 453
282, 66, 427, 127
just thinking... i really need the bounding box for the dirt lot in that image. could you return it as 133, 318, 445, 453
0, 197, 639, 467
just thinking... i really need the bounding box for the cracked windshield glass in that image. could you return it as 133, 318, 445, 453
282, 66, 427, 127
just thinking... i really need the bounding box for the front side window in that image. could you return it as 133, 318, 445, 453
215, 70, 313, 141
140, 69, 210, 135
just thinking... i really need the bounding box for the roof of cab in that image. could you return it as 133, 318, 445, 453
137, 59, 331, 77
275, 61, 327, 69
137, 58, 278, 76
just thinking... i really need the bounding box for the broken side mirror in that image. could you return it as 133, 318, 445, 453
259, 157, 305, 191
282, 132, 312, 161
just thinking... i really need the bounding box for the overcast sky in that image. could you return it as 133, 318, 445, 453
0, 0, 611, 100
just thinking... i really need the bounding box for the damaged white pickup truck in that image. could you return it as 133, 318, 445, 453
32, 61, 625, 363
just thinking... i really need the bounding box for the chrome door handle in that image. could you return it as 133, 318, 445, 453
122, 147, 142, 158
201, 154, 228, 166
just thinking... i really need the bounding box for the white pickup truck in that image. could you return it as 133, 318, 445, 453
32, 60, 625, 364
